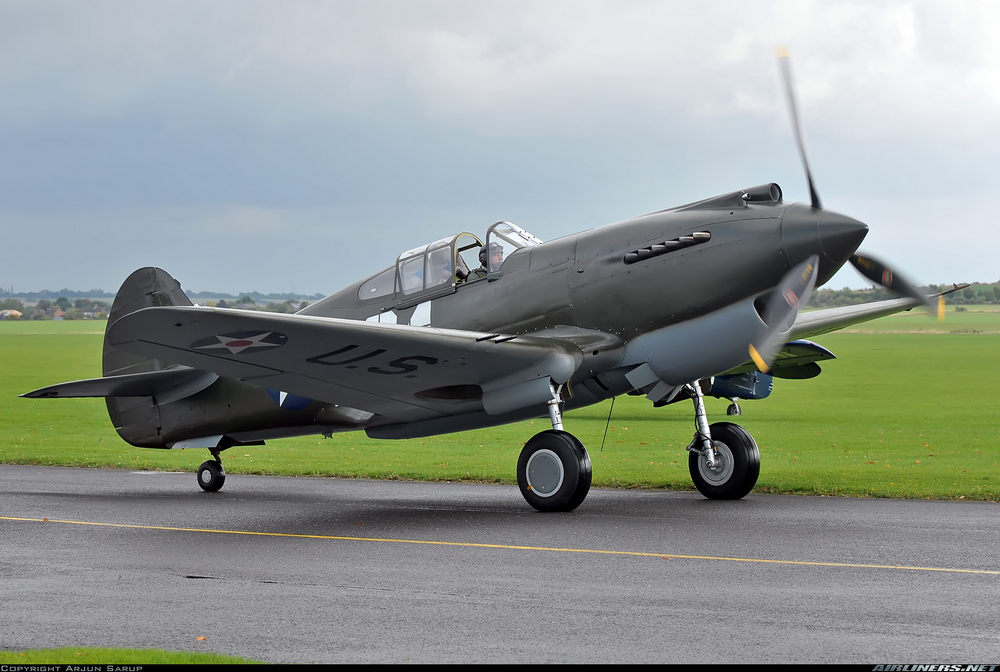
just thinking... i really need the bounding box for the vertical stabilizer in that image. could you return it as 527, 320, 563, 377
104, 267, 192, 447
103, 267, 192, 376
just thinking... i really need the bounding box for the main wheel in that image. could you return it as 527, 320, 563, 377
197, 460, 226, 492
688, 422, 759, 500
517, 430, 592, 512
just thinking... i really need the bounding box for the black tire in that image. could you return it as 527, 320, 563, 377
517, 430, 592, 512
197, 460, 226, 492
688, 422, 759, 500
726, 403, 741, 416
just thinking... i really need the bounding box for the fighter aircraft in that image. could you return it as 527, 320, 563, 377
23, 55, 954, 511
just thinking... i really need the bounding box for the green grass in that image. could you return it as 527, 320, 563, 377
0, 319, 107, 334
1, 314, 998, 499
837, 303, 1000, 334
0, 647, 260, 664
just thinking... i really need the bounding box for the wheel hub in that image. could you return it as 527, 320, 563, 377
698, 441, 734, 486
200, 469, 213, 484
525, 449, 564, 497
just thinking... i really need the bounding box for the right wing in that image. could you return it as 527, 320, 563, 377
788, 284, 968, 340
787, 296, 920, 341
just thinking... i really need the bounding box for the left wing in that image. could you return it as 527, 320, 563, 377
107, 306, 586, 423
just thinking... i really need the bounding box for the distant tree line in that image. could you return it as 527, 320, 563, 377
0, 287, 324, 303
4, 282, 998, 320
0, 288, 114, 300
204, 296, 310, 314
0, 295, 313, 320
808, 282, 1000, 308
189, 290, 325, 301
1, 297, 109, 320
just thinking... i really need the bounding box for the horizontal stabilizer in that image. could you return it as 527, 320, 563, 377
22, 368, 218, 406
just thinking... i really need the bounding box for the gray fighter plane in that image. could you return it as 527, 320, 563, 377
23, 56, 954, 511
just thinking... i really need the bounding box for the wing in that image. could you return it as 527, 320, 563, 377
106, 306, 585, 423
719, 339, 836, 379
788, 284, 967, 341
786, 296, 920, 341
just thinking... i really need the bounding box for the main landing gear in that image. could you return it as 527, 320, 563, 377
517, 382, 592, 512
685, 381, 759, 499
197, 449, 226, 492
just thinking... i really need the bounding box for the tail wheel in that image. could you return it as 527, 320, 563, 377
197, 460, 226, 492
688, 422, 759, 500
517, 430, 592, 512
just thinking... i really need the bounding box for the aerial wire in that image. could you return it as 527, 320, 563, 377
599, 396, 616, 453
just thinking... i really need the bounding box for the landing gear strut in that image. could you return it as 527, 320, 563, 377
685, 382, 759, 499
197, 449, 226, 492
517, 382, 592, 512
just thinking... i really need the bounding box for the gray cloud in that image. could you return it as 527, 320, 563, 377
0, 0, 997, 294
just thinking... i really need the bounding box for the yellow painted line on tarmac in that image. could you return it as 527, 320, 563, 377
3, 515, 998, 576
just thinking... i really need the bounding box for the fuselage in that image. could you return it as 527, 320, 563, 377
108, 184, 868, 448
302, 188, 866, 340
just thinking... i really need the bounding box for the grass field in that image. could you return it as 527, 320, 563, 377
2, 307, 998, 500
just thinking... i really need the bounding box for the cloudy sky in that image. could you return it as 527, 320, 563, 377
1, 0, 997, 296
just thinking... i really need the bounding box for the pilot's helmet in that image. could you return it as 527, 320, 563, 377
480, 242, 504, 268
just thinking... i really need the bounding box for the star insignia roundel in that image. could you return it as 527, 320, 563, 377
190, 331, 288, 355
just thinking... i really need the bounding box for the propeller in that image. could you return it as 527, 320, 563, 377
848, 252, 944, 320
749, 254, 820, 374
777, 48, 822, 210
778, 49, 944, 322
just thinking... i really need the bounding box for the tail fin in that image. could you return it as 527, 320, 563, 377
104, 267, 192, 447
103, 267, 192, 377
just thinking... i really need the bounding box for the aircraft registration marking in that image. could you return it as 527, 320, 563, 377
306, 344, 439, 376
3, 516, 997, 576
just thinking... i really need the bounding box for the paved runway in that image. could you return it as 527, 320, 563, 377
2, 464, 998, 663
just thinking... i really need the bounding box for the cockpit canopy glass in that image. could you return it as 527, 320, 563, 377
486, 221, 543, 273
397, 235, 469, 296
356, 224, 543, 302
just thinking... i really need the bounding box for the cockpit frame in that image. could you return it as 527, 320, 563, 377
356, 223, 543, 311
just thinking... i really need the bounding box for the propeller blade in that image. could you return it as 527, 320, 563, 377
750, 254, 820, 373
849, 252, 936, 313
777, 48, 822, 210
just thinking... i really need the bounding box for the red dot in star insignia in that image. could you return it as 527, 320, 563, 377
226, 340, 254, 347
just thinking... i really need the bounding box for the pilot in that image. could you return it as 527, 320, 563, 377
466, 243, 500, 282
488, 242, 504, 272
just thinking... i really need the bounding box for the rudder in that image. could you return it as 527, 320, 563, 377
104, 267, 193, 447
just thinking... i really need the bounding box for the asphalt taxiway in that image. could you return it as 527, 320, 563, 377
2, 464, 998, 663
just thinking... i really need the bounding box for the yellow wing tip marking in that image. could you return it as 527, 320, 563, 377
938, 295, 945, 322
749, 343, 770, 373
776, 46, 790, 58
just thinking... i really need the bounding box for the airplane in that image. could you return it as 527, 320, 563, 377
22, 54, 959, 511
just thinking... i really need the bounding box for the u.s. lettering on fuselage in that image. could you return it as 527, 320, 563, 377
306, 344, 437, 378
